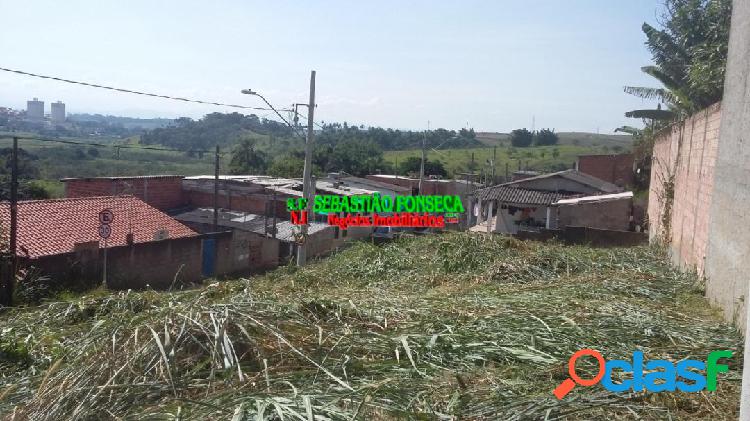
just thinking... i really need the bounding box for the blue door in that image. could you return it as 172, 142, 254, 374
202, 238, 216, 277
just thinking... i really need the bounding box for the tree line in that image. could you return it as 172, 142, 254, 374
509, 128, 559, 147
140, 113, 483, 153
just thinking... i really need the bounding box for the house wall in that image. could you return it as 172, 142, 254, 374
576, 154, 634, 187
64, 176, 186, 211
556, 198, 631, 231
648, 102, 721, 276
29, 235, 205, 290
28, 230, 282, 290
214, 230, 279, 274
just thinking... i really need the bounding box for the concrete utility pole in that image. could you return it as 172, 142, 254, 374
491, 146, 497, 184
418, 122, 428, 194
0, 137, 19, 306
213, 145, 220, 232
297, 70, 316, 267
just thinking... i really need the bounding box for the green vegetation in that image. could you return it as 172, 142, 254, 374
229, 139, 268, 175
141, 113, 296, 153
623, 0, 732, 121
398, 156, 447, 178
534, 128, 559, 146
618, 0, 731, 191
475, 132, 633, 149
385, 144, 622, 177
510, 128, 533, 147
140, 113, 484, 154
0, 233, 741, 419
0, 136, 218, 198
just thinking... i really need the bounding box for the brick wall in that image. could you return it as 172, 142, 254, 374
648, 102, 721, 276
576, 154, 634, 187
64, 176, 186, 211
557, 198, 631, 231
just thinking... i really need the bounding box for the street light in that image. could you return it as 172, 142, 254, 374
241, 72, 316, 267
241, 89, 297, 131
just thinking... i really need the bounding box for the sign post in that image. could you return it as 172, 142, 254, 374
98, 209, 113, 287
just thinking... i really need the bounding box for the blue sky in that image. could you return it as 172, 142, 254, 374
0, 1, 661, 133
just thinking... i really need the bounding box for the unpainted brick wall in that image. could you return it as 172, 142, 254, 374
576, 154, 634, 187
65, 177, 186, 211
187, 190, 289, 217
648, 102, 721, 276
557, 198, 631, 231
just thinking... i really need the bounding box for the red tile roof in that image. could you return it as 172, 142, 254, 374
0, 196, 198, 258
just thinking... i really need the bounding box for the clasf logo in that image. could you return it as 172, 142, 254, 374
553, 349, 733, 399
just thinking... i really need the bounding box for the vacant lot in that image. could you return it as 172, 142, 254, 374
0, 233, 742, 419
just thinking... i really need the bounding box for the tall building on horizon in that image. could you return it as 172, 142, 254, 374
51, 101, 66, 123
26, 97, 44, 120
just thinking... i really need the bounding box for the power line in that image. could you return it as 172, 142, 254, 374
0, 66, 290, 113
292, 109, 326, 131
0, 134, 224, 155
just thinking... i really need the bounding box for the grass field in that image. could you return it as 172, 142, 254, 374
475, 131, 633, 149
0, 233, 741, 419
385, 143, 624, 177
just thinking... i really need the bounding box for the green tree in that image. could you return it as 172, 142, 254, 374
533, 128, 558, 146
329, 138, 386, 176
229, 139, 267, 174
268, 154, 307, 178
624, 0, 732, 121
399, 157, 448, 178
510, 129, 533, 147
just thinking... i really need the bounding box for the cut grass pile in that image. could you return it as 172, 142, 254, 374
0, 233, 743, 419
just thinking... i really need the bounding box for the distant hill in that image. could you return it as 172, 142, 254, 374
476, 131, 633, 149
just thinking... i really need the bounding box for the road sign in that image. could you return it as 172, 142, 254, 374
99, 209, 114, 225
98, 224, 111, 239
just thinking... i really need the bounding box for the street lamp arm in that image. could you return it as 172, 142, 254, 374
241, 89, 303, 138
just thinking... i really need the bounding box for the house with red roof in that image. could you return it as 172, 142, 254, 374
0, 196, 197, 259
0, 196, 212, 289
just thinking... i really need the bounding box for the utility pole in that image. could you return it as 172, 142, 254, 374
491, 146, 497, 184
272, 190, 277, 239
1, 137, 18, 307
418, 121, 428, 194
213, 145, 219, 232
297, 70, 316, 267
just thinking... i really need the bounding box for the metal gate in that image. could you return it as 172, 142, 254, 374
202, 238, 215, 277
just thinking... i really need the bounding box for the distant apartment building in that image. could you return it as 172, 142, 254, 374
51, 101, 66, 123
26, 97, 44, 120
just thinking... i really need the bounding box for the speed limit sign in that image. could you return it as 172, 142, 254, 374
98, 224, 112, 239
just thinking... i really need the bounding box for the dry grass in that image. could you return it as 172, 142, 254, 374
0, 232, 742, 420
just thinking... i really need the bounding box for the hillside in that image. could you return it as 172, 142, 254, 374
0, 233, 740, 419
476, 131, 633, 149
